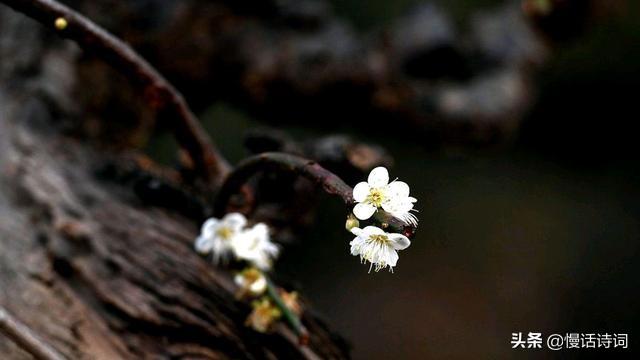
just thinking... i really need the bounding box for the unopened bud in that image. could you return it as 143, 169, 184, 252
54, 17, 68, 30
345, 215, 359, 231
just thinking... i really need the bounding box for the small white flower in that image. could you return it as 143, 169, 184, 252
352, 166, 418, 226
233, 223, 280, 270
195, 213, 247, 264
349, 226, 411, 272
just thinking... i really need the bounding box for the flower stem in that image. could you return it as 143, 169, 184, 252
264, 276, 309, 345
214, 152, 416, 236
214, 152, 353, 215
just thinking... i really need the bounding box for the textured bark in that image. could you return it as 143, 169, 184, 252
0, 6, 347, 359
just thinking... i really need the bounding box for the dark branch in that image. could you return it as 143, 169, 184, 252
214, 152, 416, 237
0, 0, 230, 185
215, 152, 353, 214
0, 307, 65, 360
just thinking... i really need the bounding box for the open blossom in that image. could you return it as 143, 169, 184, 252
233, 223, 280, 270
352, 166, 418, 226
350, 226, 411, 272
195, 214, 280, 270
195, 213, 247, 264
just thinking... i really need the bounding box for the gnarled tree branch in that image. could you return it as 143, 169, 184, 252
0, 0, 230, 185
214, 153, 353, 215
215, 152, 416, 236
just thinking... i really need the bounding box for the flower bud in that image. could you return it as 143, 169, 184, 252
234, 267, 267, 297
345, 214, 359, 231
54, 17, 68, 30
246, 298, 281, 333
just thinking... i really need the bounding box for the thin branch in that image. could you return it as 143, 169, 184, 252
0, 0, 230, 185
0, 306, 65, 360
214, 152, 352, 213
214, 152, 416, 236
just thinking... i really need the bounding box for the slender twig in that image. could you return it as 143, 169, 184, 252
214, 152, 352, 214
214, 152, 416, 236
0, 0, 230, 184
0, 306, 65, 360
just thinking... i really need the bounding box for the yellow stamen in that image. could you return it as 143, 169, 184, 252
216, 227, 233, 240
370, 234, 390, 244
367, 188, 385, 207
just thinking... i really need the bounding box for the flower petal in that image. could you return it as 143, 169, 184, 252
195, 236, 213, 254
381, 200, 394, 213
353, 203, 376, 220
388, 233, 411, 250
254, 257, 272, 270
211, 237, 229, 253
232, 223, 279, 270
362, 226, 385, 237
352, 182, 371, 202
387, 181, 410, 198
250, 277, 267, 293
263, 241, 280, 257
368, 167, 389, 187
250, 223, 270, 237
350, 227, 364, 236
234, 273, 246, 287
382, 198, 414, 214
223, 212, 247, 230
350, 237, 365, 255
201, 218, 219, 237
383, 246, 399, 267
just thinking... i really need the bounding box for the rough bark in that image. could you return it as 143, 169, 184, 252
0, 6, 348, 359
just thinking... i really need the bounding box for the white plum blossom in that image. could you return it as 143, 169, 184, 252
233, 223, 280, 270
352, 166, 418, 226
195, 214, 281, 270
195, 212, 247, 264
350, 226, 411, 272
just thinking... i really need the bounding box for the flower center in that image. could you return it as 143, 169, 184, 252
367, 188, 386, 207
216, 226, 233, 240
370, 234, 390, 245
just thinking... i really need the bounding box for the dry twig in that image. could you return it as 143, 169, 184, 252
0, 0, 230, 185
0, 306, 65, 360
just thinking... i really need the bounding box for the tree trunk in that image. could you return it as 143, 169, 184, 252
0, 6, 348, 359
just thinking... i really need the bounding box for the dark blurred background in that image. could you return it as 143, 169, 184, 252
2, 0, 639, 358
172, 0, 639, 358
